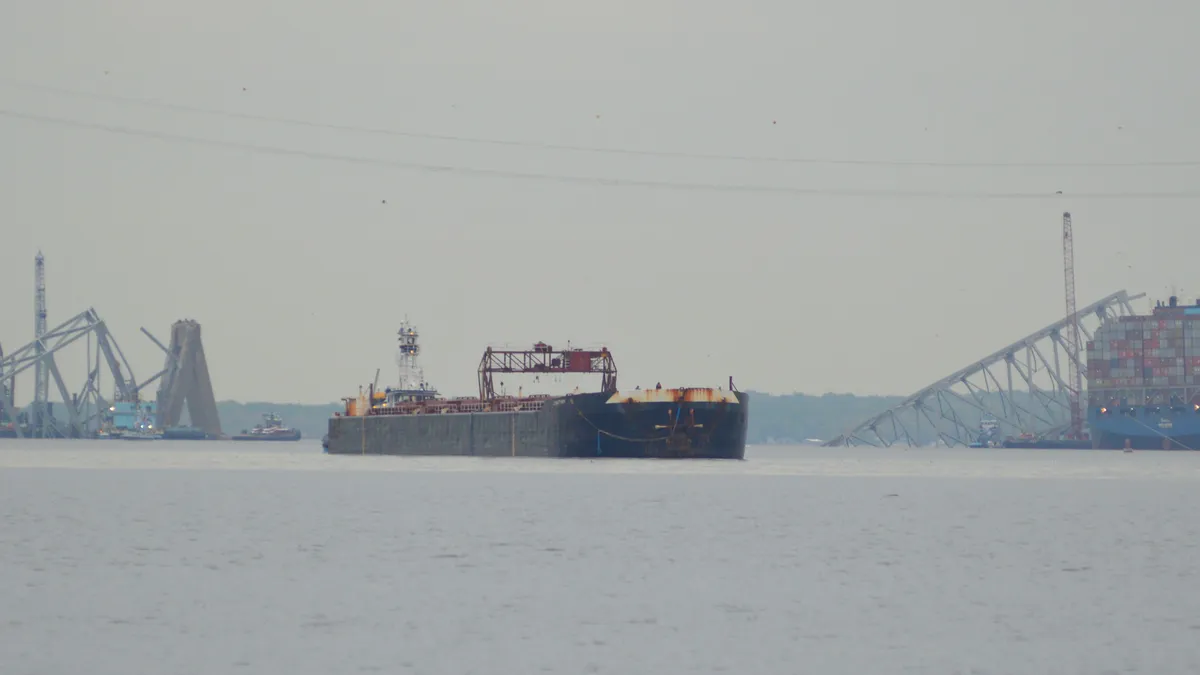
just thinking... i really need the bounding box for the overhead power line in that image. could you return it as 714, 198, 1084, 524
4, 107, 1200, 200
2, 77, 1198, 169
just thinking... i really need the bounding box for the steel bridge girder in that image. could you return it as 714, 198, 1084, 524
823, 290, 1142, 448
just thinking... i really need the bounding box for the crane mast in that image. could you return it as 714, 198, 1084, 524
1062, 212, 1084, 439
0, 340, 10, 424
33, 251, 49, 435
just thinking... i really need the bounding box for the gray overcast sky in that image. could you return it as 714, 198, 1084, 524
2, 0, 1198, 404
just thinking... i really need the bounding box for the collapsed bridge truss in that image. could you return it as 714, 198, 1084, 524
823, 290, 1143, 448
0, 308, 163, 438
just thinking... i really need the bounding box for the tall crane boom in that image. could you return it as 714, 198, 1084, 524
0, 340, 10, 424
1062, 212, 1084, 439
33, 251, 49, 435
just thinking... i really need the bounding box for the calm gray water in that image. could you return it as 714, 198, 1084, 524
2, 441, 1199, 674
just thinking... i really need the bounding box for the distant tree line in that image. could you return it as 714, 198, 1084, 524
5, 391, 1066, 446
213, 393, 909, 445
221, 391, 1066, 445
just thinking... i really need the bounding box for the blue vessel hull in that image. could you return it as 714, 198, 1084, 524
1088, 406, 1200, 450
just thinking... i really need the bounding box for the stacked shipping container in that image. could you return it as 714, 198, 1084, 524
1142, 316, 1189, 388
1086, 315, 1146, 390
1180, 321, 1197, 382
1086, 309, 1200, 405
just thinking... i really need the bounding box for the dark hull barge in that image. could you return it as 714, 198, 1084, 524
325, 324, 748, 459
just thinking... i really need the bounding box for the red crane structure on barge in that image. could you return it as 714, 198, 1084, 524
477, 342, 617, 400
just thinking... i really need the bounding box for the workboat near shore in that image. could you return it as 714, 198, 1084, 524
324, 320, 749, 459
232, 413, 302, 442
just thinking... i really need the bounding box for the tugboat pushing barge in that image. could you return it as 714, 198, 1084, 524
324, 320, 749, 458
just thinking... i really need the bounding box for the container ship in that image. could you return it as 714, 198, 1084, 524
1087, 295, 1200, 450
324, 320, 749, 459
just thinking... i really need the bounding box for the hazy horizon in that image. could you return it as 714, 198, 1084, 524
3, 0, 1198, 405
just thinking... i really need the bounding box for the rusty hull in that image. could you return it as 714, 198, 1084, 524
604, 387, 740, 405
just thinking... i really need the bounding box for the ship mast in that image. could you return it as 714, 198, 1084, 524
395, 317, 427, 391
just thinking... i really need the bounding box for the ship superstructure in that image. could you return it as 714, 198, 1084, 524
97, 388, 159, 439
380, 318, 440, 407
